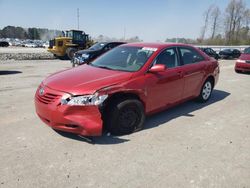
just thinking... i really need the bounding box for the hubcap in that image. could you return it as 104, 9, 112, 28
202, 81, 212, 100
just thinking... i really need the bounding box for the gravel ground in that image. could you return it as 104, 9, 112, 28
0, 59, 249, 188
0, 47, 54, 60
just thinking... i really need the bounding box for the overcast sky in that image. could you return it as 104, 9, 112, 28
0, 0, 249, 41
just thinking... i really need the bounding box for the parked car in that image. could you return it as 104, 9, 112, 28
35, 43, 219, 136
235, 47, 250, 73
0, 41, 9, 47
72, 42, 126, 67
219, 48, 241, 59
199, 47, 220, 60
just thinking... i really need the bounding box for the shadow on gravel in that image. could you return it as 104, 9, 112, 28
54, 130, 129, 145
0, 70, 22, 75
144, 89, 230, 131
54, 89, 230, 145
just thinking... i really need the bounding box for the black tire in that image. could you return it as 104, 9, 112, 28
66, 48, 77, 60
105, 99, 145, 136
197, 79, 213, 103
235, 70, 242, 74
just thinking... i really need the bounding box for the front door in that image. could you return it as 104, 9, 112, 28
145, 47, 184, 112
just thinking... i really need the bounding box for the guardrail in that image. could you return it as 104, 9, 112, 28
195, 45, 249, 52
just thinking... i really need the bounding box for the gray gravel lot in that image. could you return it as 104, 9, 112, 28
0, 47, 54, 60
0, 59, 249, 188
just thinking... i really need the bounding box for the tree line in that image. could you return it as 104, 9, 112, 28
0, 26, 63, 41
200, 0, 250, 45
166, 0, 250, 45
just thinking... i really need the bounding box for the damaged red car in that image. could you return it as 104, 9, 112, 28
35, 43, 219, 136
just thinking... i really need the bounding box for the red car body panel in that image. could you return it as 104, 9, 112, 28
35, 43, 219, 136
235, 53, 250, 72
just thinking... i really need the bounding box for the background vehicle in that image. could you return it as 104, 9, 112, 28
219, 48, 241, 59
72, 42, 125, 67
48, 30, 92, 60
235, 47, 250, 73
35, 43, 219, 136
199, 47, 220, 60
0, 41, 9, 47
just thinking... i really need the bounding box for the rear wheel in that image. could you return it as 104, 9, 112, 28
66, 48, 77, 60
105, 99, 145, 135
197, 79, 213, 102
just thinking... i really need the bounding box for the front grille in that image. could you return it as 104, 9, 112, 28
246, 60, 250, 64
36, 92, 61, 104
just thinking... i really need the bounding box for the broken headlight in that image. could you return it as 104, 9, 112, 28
61, 93, 108, 106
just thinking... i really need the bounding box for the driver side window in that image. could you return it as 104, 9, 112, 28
155, 48, 179, 68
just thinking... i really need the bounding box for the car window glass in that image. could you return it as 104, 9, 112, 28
244, 47, 250, 54
91, 46, 155, 72
155, 48, 179, 68
180, 47, 204, 65
104, 44, 114, 51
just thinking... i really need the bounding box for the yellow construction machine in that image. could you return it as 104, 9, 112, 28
48, 30, 92, 60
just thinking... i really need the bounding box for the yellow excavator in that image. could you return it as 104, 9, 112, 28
48, 30, 92, 60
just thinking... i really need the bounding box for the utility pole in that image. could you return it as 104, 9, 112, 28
77, 8, 80, 30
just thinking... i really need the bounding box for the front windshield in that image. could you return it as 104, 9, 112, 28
90, 46, 156, 72
89, 42, 107, 50
244, 47, 250, 54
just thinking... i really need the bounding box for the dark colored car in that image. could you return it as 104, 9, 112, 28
199, 48, 220, 60
72, 42, 125, 67
235, 47, 250, 73
35, 43, 219, 136
0, 41, 9, 47
219, 49, 241, 59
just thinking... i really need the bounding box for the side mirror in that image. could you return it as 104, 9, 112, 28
148, 64, 166, 73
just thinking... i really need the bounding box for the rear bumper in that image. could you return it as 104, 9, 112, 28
235, 62, 250, 72
34, 86, 103, 136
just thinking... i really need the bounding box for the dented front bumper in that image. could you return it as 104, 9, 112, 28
34, 85, 103, 136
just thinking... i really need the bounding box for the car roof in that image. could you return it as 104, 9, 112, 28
122, 42, 196, 50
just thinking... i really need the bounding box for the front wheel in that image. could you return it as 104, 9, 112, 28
197, 79, 213, 102
105, 99, 145, 136
66, 48, 77, 60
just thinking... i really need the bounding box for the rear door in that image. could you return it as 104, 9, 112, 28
178, 47, 207, 99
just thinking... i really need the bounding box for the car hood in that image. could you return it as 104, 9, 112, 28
43, 64, 133, 95
239, 53, 250, 60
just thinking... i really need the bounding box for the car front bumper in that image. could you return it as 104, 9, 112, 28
235, 62, 250, 72
34, 85, 103, 136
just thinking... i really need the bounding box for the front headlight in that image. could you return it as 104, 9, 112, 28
237, 59, 246, 63
61, 93, 108, 106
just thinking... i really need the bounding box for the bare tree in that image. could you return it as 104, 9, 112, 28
225, 0, 246, 43
210, 6, 221, 39
243, 9, 250, 27
200, 5, 214, 41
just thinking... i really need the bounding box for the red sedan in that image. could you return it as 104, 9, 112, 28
235, 47, 250, 73
35, 43, 219, 136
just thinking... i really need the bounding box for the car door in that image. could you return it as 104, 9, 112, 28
178, 47, 206, 99
145, 47, 184, 112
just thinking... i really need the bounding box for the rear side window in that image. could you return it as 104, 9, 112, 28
179, 47, 205, 65
154, 48, 179, 68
